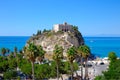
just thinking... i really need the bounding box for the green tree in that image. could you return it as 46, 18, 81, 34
0, 59, 9, 72
72, 26, 78, 31
14, 46, 18, 57
53, 45, 63, 80
67, 46, 76, 80
0, 56, 4, 62
36, 30, 42, 35
8, 58, 17, 70
43, 29, 51, 33
1, 48, 7, 56
6, 48, 10, 54
43, 29, 47, 33
21, 62, 32, 76
35, 63, 51, 79
3, 70, 17, 79
36, 45, 45, 64
18, 58, 31, 74
16, 53, 23, 67
8, 52, 14, 60
24, 43, 39, 80
79, 45, 91, 80
49, 61, 57, 78
108, 52, 117, 62
77, 46, 84, 79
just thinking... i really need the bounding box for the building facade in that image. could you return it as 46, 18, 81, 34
53, 22, 73, 32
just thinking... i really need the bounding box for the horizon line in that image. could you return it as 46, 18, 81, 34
0, 35, 120, 37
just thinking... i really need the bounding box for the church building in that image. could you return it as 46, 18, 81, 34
53, 22, 73, 32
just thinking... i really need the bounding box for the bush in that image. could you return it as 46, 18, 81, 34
8, 58, 17, 69
20, 62, 32, 75
35, 63, 51, 79
94, 75, 105, 80
0, 60, 9, 72
108, 52, 117, 62
3, 70, 17, 79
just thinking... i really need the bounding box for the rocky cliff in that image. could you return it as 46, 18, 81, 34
27, 27, 84, 59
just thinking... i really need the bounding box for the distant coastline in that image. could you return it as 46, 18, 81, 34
83, 34, 120, 37
1, 33, 120, 37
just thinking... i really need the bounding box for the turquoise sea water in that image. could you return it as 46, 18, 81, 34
84, 37, 120, 57
0, 36, 29, 53
0, 36, 120, 57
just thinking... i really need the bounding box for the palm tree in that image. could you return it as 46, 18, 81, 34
19, 49, 24, 57
37, 45, 45, 64
53, 45, 63, 80
16, 52, 23, 71
24, 43, 39, 80
79, 45, 90, 80
67, 46, 76, 80
77, 46, 84, 79
1, 48, 7, 56
14, 46, 17, 57
6, 48, 10, 54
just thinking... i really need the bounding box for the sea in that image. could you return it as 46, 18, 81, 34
0, 36, 120, 58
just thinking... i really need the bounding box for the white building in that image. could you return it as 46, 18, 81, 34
53, 22, 73, 32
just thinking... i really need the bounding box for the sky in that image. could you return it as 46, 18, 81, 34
0, 0, 120, 36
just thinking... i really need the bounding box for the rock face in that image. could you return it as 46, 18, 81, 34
27, 28, 84, 59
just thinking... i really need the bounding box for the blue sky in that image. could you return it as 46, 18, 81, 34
0, 0, 120, 36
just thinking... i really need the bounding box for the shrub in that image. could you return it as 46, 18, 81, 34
3, 70, 17, 79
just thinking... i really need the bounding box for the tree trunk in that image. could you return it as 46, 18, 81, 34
72, 62, 78, 77
86, 58, 89, 80
57, 63, 59, 80
60, 74, 63, 80
14, 52, 16, 58
70, 62, 73, 80
31, 62, 35, 80
80, 56, 83, 80
85, 58, 88, 80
